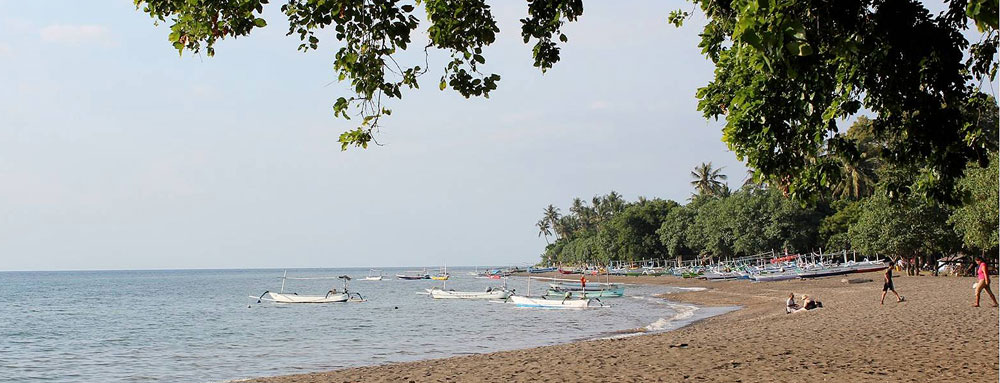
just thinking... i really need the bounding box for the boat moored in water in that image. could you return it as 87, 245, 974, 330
427, 287, 512, 299
506, 295, 603, 309
252, 272, 364, 304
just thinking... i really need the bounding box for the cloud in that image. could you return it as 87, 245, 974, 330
0, 42, 10, 57
39, 24, 115, 47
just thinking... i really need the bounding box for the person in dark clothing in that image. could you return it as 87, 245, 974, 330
881, 260, 903, 305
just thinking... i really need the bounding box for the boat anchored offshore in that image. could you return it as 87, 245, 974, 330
430, 266, 450, 280
396, 270, 430, 280
362, 269, 384, 281
428, 286, 512, 299
251, 272, 364, 305
426, 278, 511, 299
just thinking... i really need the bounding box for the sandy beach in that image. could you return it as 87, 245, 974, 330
249, 273, 999, 382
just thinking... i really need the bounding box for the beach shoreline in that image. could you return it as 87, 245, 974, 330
247, 272, 999, 382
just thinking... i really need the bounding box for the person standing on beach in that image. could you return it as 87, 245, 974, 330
973, 257, 998, 307
881, 261, 902, 305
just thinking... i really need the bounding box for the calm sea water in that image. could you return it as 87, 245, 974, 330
0, 268, 734, 382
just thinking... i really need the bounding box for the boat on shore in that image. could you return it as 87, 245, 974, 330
796, 265, 853, 278
847, 260, 888, 273
750, 271, 799, 282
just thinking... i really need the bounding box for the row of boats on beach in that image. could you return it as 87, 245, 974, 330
549, 253, 889, 283
684, 259, 888, 282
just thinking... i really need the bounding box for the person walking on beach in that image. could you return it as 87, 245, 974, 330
881, 261, 902, 305
973, 257, 998, 307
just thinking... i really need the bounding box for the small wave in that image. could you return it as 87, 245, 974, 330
644, 302, 699, 332
669, 287, 707, 292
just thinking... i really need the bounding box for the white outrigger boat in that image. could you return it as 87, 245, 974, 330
362, 269, 384, 281
503, 277, 605, 309
428, 287, 512, 299
425, 277, 512, 299
252, 271, 364, 305
507, 295, 604, 308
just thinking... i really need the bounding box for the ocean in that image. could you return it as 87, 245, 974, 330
0, 268, 734, 382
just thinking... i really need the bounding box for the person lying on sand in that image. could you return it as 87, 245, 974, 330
801, 295, 822, 310
787, 294, 822, 313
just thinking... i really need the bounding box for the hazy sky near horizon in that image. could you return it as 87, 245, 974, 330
0, 1, 751, 271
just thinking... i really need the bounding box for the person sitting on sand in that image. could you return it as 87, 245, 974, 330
786, 293, 801, 314
973, 256, 998, 308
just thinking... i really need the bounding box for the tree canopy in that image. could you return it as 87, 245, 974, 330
539, 157, 994, 267
135, 0, 998, 202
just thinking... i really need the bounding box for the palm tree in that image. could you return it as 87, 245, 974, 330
569, 198, 593, 232
832, 159, 876, 199
543, 205, 561, 238
690, 162, 728, 196
536, 219, 552, 244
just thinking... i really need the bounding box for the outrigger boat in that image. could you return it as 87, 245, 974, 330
396, 269, 430, 280
546, 286, 624, 298
362, 269, 384, 281
546, 279, 625, 298
507, 295, 601, 308
503, 277, 605, 309
528, 267, 558, 274
424, 276, 511, 299
430, 266, 450, 280
428, 287, 511, 299
252, 271, 364, 304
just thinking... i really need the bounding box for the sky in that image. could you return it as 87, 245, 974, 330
0, 1, 752, 271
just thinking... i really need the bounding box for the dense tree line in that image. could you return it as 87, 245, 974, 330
540, 110, 999, 270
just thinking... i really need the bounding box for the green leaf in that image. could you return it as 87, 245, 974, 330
253, 18, 267, 28
439, 78, 447, 90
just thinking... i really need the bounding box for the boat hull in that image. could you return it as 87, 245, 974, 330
545, 288, 624, 298
396, 275, 429, 280
427, 288, 511, 299
507, 295, 599, 308
751, 273, 799, 282
548, 282, 622, 292
266, 292, 349, 303
797, 267, 853, 279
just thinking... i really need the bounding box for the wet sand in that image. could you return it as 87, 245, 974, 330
248, 273, 999, 382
